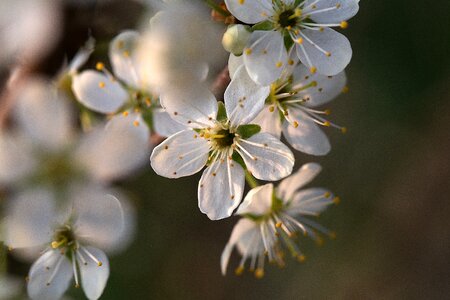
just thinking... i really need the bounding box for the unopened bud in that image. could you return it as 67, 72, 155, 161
222, 24, 251, 56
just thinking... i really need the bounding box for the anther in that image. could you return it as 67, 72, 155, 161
293, 121, 299, 128
276, 61, 283, 68
326, 52, 331, 57
332, 197, 341, 204
235, 266, 244, 275
269, 106, 275, 112
275, 222, 283, 228
340, 21, 348, 29
133, 121, 140, 127
341, 127, 347, 134
324, 109, 331, 115
96, 62, 104, 71
297, 254, 306, 262
329, 232, 337, 239
296, 37, 303, 44
98, 82, 106, 88
164, 145, 169, 150
310, 66, 317, 74
324, 192, 331, 198
245, 48, 252, 55
122, 111, 129, 117
342, 86, 349, 93
288, 59, 295, 65
323, 121, 331, 127
254, 268, 264, 279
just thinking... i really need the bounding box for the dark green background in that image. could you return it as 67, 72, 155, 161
6, 0, 450, 299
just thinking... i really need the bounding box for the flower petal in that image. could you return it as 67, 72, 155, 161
277, 163, 322, 201
79, 246, 110, 300
72, 70, 128, 114
224, 0, 273, 24
295, 27, 352, 76
237, 133, 294, 181
109, 30, 142, 88
0, 132, 36, 185
303, 0, 359, 23
198, 156, 245, 220
252, 106, 282, 139
228, 53, 244, 80
221, 218, 257, 275
28, 250, 73, 300
160, 85, 218, 129
282, 109, 331, 155
152, 108, 187, 137
289, 187, 334, 216
76, 113, 150, 182
68, 37, 95, 75
225, 65, 270, 127
150, 129, 210, 178
14, 77, 74, 151
292, 64, 347, 107
237, 183, 273, 216
71, 186, 124, 251
244, 30, 288, 86
5, 188, 55, 249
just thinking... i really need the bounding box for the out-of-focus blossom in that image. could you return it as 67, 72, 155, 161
151, 67, 294, 220
4, 185, 127, 300
72, 31, 184, 138
224, 0, 359, 85
221, 163, 339, 277
0, 77, 149, 187
0, 0, 61, 69
229, 54, 347, 156
137, 1, 226, 92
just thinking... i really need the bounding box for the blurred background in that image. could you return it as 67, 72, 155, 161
1, 0, 450, 299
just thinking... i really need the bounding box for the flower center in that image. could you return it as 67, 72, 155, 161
51, 225, 76, 250
277, 9, 299, 28
209, 128, 235, 149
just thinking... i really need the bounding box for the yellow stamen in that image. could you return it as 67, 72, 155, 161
235, 266, 244, 275
340, 21, 348, 29
310, 66, 317, 74
98, 82, 105, 88
96, 62, 104, 71
254, 268, 264, 279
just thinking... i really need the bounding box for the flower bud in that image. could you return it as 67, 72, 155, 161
222, 24, 251, 56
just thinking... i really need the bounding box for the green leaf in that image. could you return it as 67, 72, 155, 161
232, 151, 246, 169
252, 20, 274, 31
216, 101, 227, 122
236, 124, 261, 139
141, 109, 153, 131
283, 30, 294, 51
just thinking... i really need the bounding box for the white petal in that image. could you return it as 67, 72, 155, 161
72, 70, 128, 114
237, 133, 294, 181
109, 30, 142, 88
228, 53, 244, 80
292, 64, 347, 107
14, 77, 73, 151
160, 85, 218, 129
224, 0, 273, 24
237, 183, 273, 216
150, 130, 210, 178
79, 246, 109, 300
5, 188, 55, 249
198, 157, 245, 220
68, 37, 95, 75
152, 108, 187, 137
282, 109, 331, 155
277, 163, 322, 201
252, 106, 282, 139
304, 0, 359, 23
0, 132, 36, 185
295, 27, 352, 76
244, 31, 288, 86
76, 113, 150, 182
225, 65, 270, 127
289, 187, 334, 215
71, 187, 124, 251
28, 250, 73, 300
221, 218, 256, 275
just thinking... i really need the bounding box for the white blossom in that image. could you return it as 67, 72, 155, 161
230, 54, 348, 155
72, 31, 184, 138
221, 163, 339, 277
150, 66, 294, 220
4, 185, 127, 300
224, 0, 359, 85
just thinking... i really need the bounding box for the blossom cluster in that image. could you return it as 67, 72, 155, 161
0, 0, 360, 298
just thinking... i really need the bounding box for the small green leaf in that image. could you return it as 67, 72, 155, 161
216, 101, 227, 122
284, 30, 294, 51
252, 21, 274, 31
236, 124, 261, 139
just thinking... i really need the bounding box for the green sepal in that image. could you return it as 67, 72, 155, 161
294, 0, 303, 7
216, 101, 227, 122
242, 213, 266, 222
231, 151, 246, 170
252, 20, 274, 31
283, 30, 295, 51
271, 189, 284, 212
236, 124, 261, 139
141, 109, 154, 132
